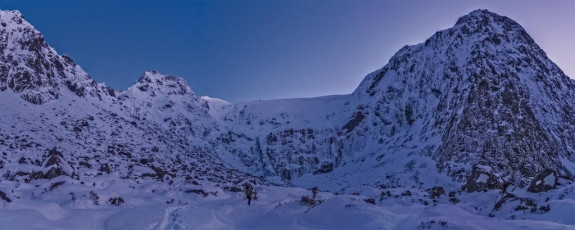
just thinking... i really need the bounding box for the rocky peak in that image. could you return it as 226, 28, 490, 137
454, 9, 517, 33
129, 70, 195, 97
0, 10, 27, 27
0, 10, 50, 61
455, 9, 540, 53
0, 10, 111, 104
435, 11, 575, 185
355, 10, 532, 97
351, 9, 575, 187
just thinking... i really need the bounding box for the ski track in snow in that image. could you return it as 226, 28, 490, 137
159, 206, 181, 230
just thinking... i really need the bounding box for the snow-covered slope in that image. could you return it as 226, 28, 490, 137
209, 9, 575, 190
0, 10, 252, 186
2, 8, 575, 229
2, 177, 575, 230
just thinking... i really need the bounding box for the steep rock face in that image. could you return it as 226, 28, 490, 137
352, 9, 575, 186
259, 128, 343, 180
436, 10, 574, 185
210, 96, 354, 181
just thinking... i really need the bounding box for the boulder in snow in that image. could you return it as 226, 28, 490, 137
429, 186, 445, 199
462, 165, 504, 192
527, 169, 556, 193
0, 190, 11, 203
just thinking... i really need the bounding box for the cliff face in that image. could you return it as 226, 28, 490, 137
345, 9, 575, 186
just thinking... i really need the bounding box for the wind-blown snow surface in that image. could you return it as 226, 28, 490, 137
2, 8, 575, 229
1, 178, 575, 230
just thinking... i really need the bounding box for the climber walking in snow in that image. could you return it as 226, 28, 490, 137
247, 187, 255, 205
311, 186, 318, 199
243, 183, 256, 205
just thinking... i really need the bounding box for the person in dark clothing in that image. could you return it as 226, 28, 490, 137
247, 187, 254, 205
243, 183, 255, 205
312, 186, 318, 199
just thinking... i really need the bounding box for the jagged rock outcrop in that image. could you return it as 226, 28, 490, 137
129, 70, 195, 97
24, 148, 73, 182
462, 165, 504, 192
527, 169, 557, 193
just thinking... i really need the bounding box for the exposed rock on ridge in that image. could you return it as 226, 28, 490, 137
0, 10, 113, 104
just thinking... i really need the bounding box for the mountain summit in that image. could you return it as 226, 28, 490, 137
0, 10, 112, 104
128, 70, 195, 97
352, 9, 575, 187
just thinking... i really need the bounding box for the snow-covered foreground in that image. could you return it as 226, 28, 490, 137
1, 176, 574, 229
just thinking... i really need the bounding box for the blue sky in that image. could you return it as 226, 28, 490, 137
1, 1, 574, 103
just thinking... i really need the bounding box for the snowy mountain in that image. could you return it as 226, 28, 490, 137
1, 9, 575, 229
0, 10, 251, 186
345, 9, 575, 188
213, 9, 575, 190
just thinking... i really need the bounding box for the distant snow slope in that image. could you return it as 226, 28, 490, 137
1, 8, 575, 229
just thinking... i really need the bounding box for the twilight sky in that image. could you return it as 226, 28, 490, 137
1, 1, 573, 103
